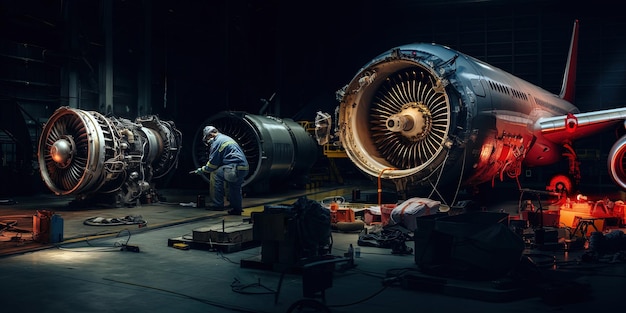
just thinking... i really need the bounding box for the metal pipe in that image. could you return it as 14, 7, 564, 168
378, 167, 396, 207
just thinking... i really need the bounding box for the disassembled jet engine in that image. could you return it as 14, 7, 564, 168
37, 107, 182, 206
324, 43, 577, 203
192, 111, 319, 194
327, 51, 471, 202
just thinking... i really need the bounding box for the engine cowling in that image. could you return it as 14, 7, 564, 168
37, 106, 182, 206
608, 134, 626, 189
335, 46, 475, 201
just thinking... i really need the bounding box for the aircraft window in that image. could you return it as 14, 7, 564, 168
488, 80, 522, 98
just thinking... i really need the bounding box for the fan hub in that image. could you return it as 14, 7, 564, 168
386, 102, 431, 142
50, 136, 74, 168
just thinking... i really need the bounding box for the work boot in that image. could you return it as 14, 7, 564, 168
205, 204, 225, 210
227, 209, 242, 216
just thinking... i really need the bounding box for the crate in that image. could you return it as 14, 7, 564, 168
414, 212, 522, 279
33, 210, 64, 244
252, 211, 292, 241
331, 208, 355, 223
380, 204, 396, 226
364, 208, 381, 225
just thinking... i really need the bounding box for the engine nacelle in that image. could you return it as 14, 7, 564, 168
608, 134, 626, 190
37, 107, 182, 206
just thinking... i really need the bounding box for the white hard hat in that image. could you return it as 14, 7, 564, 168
202, 126, 218, 141
203, 125, 218, 136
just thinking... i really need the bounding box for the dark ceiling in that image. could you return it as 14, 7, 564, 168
1, 0, 624, 118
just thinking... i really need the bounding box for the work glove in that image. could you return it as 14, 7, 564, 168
189, 168, 203, 175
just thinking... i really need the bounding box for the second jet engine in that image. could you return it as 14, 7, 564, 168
192, 111, 319, 194
37, 106, 182, 206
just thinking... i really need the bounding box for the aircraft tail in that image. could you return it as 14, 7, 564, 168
559, 19, 579, 102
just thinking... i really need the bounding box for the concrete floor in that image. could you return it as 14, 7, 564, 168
1, 181, 625, 313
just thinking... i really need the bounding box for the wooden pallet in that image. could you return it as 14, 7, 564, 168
167, 236, 259, 253
167, 222, 258, 253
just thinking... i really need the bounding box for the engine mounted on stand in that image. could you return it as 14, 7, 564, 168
37, 106, 182, 207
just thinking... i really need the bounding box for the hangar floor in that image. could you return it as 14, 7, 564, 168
1, 180, 625, 313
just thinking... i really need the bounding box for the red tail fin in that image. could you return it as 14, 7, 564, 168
559, 19, 579, 102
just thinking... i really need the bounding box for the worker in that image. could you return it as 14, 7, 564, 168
191, 126, 249, 215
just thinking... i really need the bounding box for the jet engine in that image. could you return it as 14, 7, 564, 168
608, 133, 626, 190
37, 106, 182, 206
333, 51, 469, 202
192, 111, 319, 194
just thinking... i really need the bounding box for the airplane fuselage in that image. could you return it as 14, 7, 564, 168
335, 37, 623, 201
328, 20, 626, 202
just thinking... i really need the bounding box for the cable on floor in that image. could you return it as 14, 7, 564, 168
326, 285, 388, 308
103, 277, 275, 313
231, 277, 277, 295
56, 228, 133, 252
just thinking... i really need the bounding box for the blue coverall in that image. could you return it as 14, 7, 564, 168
197, 133, 249, 211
